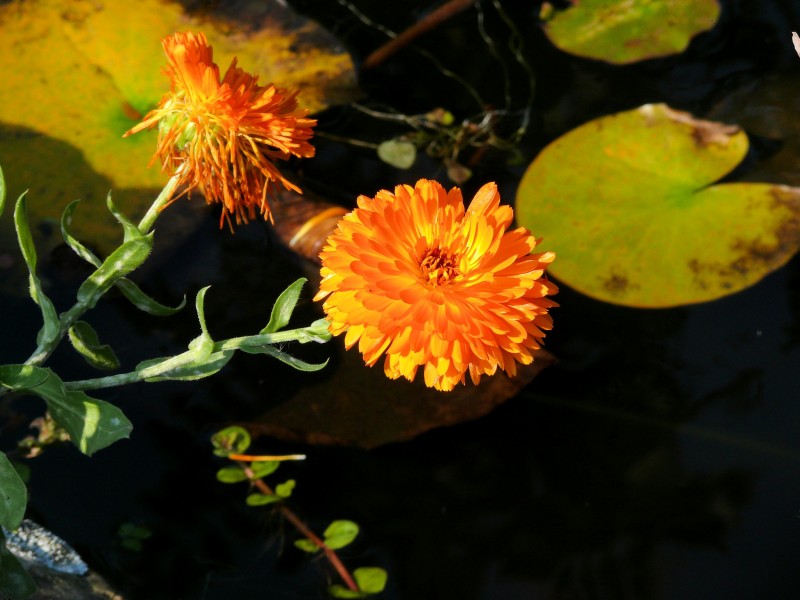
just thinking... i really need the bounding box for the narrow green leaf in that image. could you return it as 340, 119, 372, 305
135, 349, 234, 382
241, 344, 329, 372
9, 367, 132, 455
189, 286, 214, 356
0, 533, 36, 600
261, 278, 306, 334
106, 192, 142, 242
61, 202, 185, 315
215, 466, 249, 484
0, 453, 26, 530
250, 461, 280, 479
245, 493, 281, 506
76, 233, 154, 309
115, 279, 186, 316
323, 520, 359, 550
13, 193, 37, 274
210, 426, 251, 457
14, 194, 59, 348
68, 321, 120, 370
293, 539, 321, 553
0, 164, 6, 217
275, 479, 295, 498
60, 200, 101, 267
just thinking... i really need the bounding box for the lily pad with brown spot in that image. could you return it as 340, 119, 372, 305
515, 103, 800, 308
539, 0, 720, 64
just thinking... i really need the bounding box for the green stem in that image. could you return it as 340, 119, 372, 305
137, 167, 184, 234
23, 171, 184, 367
63, 324, 329, 391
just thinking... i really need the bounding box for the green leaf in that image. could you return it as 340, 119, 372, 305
76, 233, 154, 309
60, 200, 101, 266
245, 492, 281, 506
323, 520, 359, 550
540, 0, 720, 64
0, 453, 26, 530
135, 349, 234, 382
106, 192, 142, 242
293, 539, 321, 553
250, 461, 280, 479
14, 193, 59, 348
329, 567, 388, 598
216, 466, 249, 484
61, 201, 185, 316
210, 426, 251, 457
515, 103, 800, 308
377, 139, 416, 169
2, 366, 132, 455
115, 279, 186, 316
68, 321, 120, 370
0, 364, 50, 389
261, 278, 306, 334
0, 533, 36, 600
241, 344, 329, 372
0, 163, 6, 217
353, 567, 388, 595
190, 286, 214, 356
275, 479, 295, 498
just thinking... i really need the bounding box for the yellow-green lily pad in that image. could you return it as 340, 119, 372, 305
515, 103, 800, 308
0, 0, 356, 254
540, 0, 720, 64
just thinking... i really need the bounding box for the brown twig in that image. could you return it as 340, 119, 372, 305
362, 0, 474, 70
239, 462, 360, 593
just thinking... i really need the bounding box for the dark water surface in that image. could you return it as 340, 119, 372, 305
2, 0, 800, 598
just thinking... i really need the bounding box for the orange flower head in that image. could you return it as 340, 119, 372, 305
315, 179, 558, 391
124, 31, 316, 229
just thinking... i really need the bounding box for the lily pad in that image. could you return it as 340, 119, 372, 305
0, 0, 355, 255
247, 342, 555, 449
539, 0, 720, 64
515, 103, 800, 308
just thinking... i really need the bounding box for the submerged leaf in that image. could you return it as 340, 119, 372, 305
540, 0, 719, 64
515, 103, 800, 307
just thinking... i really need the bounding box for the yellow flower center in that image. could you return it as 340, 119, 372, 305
419, 248, 460, 286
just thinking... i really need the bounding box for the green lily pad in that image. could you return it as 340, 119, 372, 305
539, 0, 720, 64
0, 0, 355, 255
515, 103, 800, 308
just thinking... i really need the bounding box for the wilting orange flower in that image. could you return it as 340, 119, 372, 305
315, 179, 558, 391
124, 31, 316, 228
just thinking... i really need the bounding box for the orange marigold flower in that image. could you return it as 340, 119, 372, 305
124, 31, 316, 229
315, 179, 558, 392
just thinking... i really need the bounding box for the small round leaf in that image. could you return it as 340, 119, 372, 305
377, 140, 417, 169
323, 520, 359, 550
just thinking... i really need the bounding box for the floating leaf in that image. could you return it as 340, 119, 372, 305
515, 103, 800, 308
377, 140, 417, 169
0, 0, 356, 254
249, 345, 555, 448
540, 0, 720, 64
